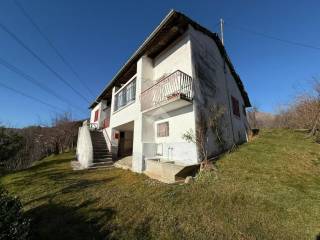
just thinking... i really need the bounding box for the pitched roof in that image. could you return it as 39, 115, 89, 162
90, 10, 251, 108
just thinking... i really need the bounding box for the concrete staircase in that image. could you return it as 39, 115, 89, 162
90, 131, 113, 169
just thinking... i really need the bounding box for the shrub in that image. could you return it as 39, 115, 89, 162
0, 187, 30, 240
195, 165, 218, 184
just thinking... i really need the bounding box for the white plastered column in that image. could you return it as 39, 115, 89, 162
132, 55, 153, 172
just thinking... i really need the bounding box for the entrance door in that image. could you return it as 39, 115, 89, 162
118, 131, 133, 158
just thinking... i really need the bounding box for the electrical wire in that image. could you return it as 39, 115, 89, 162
225, 21, 320, 51
13, 0, 96, 98
0, 81, 65, 112
0, 21, 91, 103
0, 57, 87, 114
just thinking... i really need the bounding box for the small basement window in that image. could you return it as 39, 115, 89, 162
231, 96, 240, 117
157, 122, 169, 137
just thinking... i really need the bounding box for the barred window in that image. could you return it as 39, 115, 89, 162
157, 122, 169, 137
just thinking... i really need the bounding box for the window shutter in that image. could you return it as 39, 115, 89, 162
94, 110, 99, 122
157, 122, 169, 137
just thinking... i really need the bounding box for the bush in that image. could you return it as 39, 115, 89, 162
195, 166, 218, 183
0, 187, 30, 240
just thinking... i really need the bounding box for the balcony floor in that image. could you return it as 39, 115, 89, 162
142, 95, 192, 116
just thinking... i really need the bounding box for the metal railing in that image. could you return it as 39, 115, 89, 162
140, 70, 193, 111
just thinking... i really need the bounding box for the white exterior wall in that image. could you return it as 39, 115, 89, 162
189, 25, 249, 157
152, 105, 197, 165
90, 100, 108, 129
153, 33, 193, 80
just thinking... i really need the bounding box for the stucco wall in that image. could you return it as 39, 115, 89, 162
90, 100, 108, 129
153, 33, 193, 80
76, 125, 93, 168
149, 105, 197, 165
189, 25, 249, 157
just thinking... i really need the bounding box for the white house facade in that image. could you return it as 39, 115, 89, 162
76, 10, 251, 183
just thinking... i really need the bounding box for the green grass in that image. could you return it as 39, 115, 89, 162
1, 129, 320, 239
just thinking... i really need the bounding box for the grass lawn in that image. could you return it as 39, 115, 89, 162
1, 129, 320, 240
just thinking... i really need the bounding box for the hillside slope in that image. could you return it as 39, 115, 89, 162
1, 129, 320, 239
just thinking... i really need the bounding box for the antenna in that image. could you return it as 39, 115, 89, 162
220, 18, 224, 45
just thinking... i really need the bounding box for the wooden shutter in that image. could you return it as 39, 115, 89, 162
94, 110, 99, 122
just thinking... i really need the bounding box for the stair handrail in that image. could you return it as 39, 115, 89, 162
102, 128, 112, 152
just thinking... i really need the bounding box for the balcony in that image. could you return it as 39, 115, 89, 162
140, 70, 193, 114
114, 78, 136, 112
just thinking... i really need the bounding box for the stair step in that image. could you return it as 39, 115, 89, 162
92, 141, 107, 146
94, 157, 112, 160
92, 161, 113, 165
89, 162, 114, 169
93, 150, 109, 153
94, 155, 112, 158
94, 158, 113, 162
94, 155, 112, 159
93, 150, 111, 153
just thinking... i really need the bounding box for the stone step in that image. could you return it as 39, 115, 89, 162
92, 145, 108, 149
91, 137, 105, 140
94, 155, 112, 159
93, 150, 111, 153
93, 149, 109, 153
93, 157, 113, 162
89, 162, 114, 169
92, 139, 106, 142
92, 142, 107, 146
93, 151, 112, 156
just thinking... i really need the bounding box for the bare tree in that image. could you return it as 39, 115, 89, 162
183, 104, 225, 170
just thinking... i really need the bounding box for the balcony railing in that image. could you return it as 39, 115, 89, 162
140, 70, 193, 112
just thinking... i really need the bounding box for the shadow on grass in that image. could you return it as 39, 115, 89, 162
26, 201, 156, 240
24, 177, 117, 206
26, 201, 115, 240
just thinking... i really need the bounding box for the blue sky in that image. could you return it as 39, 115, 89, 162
0, 0, 319, 127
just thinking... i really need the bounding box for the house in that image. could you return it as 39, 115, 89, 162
76, 10, 251, 183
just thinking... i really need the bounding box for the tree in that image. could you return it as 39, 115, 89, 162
0, 127, 24, 167
183, 104, 225, 169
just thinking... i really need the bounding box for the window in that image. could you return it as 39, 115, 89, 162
94, 109, 99, 122
231, 96, 240, 117
126, 79, 136, 102
157, 122, 169, 137
114, 78, 136, 112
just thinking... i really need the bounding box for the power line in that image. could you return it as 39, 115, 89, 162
13, 0, 96, 98
0, 21, 91, 103
225, 21, 320, 51
0, 57, 87, 114
0, 81, 65, 112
